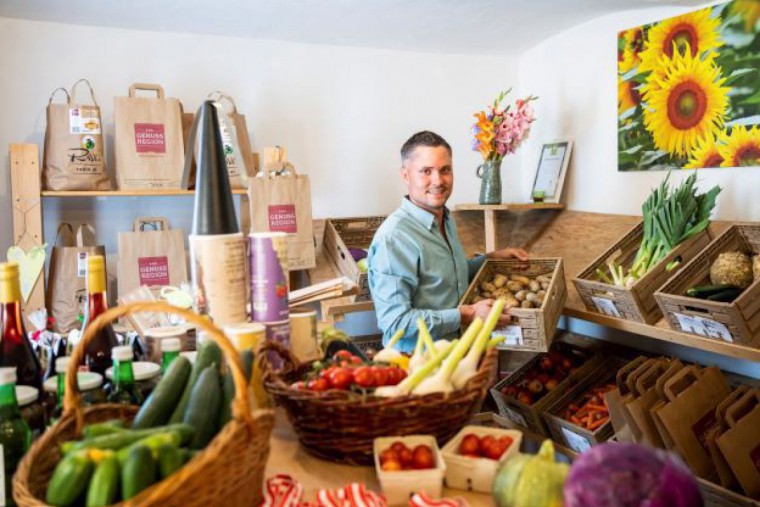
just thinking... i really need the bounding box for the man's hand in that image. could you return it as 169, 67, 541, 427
460, 299, 511, 326
487, 247, 529, 261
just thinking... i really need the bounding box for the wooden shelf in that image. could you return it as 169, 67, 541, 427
42, 189, 248, 197
454, 202, 565, 211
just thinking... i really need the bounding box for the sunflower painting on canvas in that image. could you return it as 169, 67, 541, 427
618, 0, 760, 170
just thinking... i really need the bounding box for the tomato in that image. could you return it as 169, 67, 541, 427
398, 447, 413, 469
411, 445, 435, 470
307, 378, 329, 392
350, 356, 364, 365
379, 448, 398, 465
390, 441, 408, 455
371, 366, 389, 387
353, 366, 375, 388
396, 368, 407, 382
328, 368, 353, 390
333, 350, 354, 361
385, 367, 401, 386
319, 366, 337, 381
483, 439, 507, 460
381, 459, 402, 472
459, 434, 480, 456
291, 381, 305, 390
499, 435, 514, 450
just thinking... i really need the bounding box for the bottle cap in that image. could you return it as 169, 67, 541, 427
87, 255, 105, 273
162, 338, 181, 353
0, 367, 17, 385
55, 357, 70, 372
112, 346, 133, 362
190, 100, 240, 235
0, 262, 19, 281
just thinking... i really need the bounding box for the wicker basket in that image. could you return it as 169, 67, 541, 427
14, 302, 275, 507
260, 341, 497, 466
323, 216, 385, 302
460, 258, 567, 353
655, 224, 760, 347
573, 222, 711, 324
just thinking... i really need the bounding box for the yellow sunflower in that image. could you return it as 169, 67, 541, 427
684, 134, 724, 168
619, 47, 641, 75
624, 27, 645, 52
642, 47, 729, 157
719, 125, 760, 167
639, 9, 723, 74
730, 0, 760, 32
618, 76, 641, 115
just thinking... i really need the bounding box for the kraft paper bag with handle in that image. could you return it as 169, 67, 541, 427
620, 357, 666, 442
706, 386, 748, 489
43, 80, 110, 191
605, 356, 648, 443
114, 83, 185, 189
717, 388, 760, 498
181, 92, 255, 190
248, 146, 316, 269
45, 223, 106, 333
656, 365, 730, 481
117, 217, 188, 298
626, 359, 683, 448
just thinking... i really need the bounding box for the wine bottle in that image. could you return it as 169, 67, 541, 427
81, 255, 118, 376
0, 262, 43, 390
0, 367, 31, 507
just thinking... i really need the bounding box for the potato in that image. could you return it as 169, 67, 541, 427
493, 273, 508, 288
511, 275, 531, 285
481, 292, 492, 299
536, 274, 552, 284
541, 281, 550, 291
514, 289, 529, 302
504, 298, 520, 309
529, 280, 541, 292
484, 282, 498, 293
521, 300, 535, 309
506, 281, 524, 292
537, 290, 547, 298
526, 292, 543, 306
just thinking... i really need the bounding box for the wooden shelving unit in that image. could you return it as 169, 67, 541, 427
42, 189, 248, 197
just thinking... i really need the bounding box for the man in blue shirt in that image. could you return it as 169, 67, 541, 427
368, 131, 528, 352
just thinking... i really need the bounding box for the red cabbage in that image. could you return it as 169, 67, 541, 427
563, 442, 703, 507
349, 248, 368, 262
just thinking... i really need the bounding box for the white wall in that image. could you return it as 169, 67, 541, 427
517, 6, 760, 222
0, 17, 518, 259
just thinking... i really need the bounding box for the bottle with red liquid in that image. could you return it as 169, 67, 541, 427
0, 262, 43, 391
81, 255, 118, 376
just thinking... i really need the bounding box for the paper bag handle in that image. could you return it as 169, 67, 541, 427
616, 356, 647, 395
129, 83, 165, 99
48, 87, 71, 106
206, 90, 239, 114
258, 146, 298, 178
626, 358, 662, 394
54, 223, 76, 247
70, 78, 99, 107
717, 386, 750, 424
133, 217, 170, 232
634, 361, 668, 397
725, 389, 760, 428
663, 365, 700, 402
76, 224, 97, 247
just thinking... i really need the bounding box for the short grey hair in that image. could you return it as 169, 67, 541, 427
400, 131, 452, 163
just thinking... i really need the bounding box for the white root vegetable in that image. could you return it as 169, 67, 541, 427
374, 340, 458, 397
372, 329, 405, 363
451, 299, 506, 390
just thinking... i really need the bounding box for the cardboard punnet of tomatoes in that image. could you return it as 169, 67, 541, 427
290, 350, 408, 392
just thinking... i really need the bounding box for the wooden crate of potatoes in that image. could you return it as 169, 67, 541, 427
461, 258, 566, 352
574, 221, 711, 324
323, 216, 385, 302
655, 224, 760, 347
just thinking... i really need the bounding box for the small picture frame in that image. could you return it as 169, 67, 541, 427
531, 140, 573, 203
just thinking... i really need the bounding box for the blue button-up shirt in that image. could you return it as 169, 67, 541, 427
368, 197, 485, 353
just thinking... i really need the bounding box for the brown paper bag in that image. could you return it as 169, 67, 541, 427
606, 356, 648, 442
45, 224, 106, 333
117, 217, 188, 297
626, 359, 683, 447
182, 92, 255, 190
248, 146, 316, 269
657, 365, 730, 480
114, 83, 185, 189
717, 389, 760, 498
707, 386, 748, 489
43, 80, 110, 191
620, 357, 666, 442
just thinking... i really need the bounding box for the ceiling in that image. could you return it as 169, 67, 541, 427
0, 0, 713, 55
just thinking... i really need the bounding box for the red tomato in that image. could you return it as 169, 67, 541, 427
379, 448, 398, 465
390, 441, 408, 455
483, 439, 507, 460
398, 447, 413, 468
307, 378, 329, 392
396, 368, 407, 382
350, 356, 364, 365
328, 368, 354, 390
411, 445, 435, 470
371, 366, 389, 386
385, 367, 401, 386
459, 434, 480, 456
333, 350, 354, 361
381, 459, 402, 472
480, 435, 497, 454
319, 367, 337, 381
291, 381, 305, 390
353, 366, 374, 388
499, 435, 514, 450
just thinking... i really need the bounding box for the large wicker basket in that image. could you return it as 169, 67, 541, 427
261, 341, 497, 465
14, 302, 275, 507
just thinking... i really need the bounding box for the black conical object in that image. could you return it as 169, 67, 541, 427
190, 100, 239, 235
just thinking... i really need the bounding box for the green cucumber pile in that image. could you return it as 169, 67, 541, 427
45, 341, 254, 507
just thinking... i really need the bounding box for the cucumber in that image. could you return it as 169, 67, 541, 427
64, 423, 194, 454
116, 431, 182, 463
83, 420, 126, 439
169, 340, 222, 424
46, 450, 94, 506
121, 445, 157, 500
686, 284, 737, 298
183, 366, 222, 449
707, 287, 744, 302
132, 356, 191, 429
158, 444, 185, 479
218, 350, 255, 427
86, 454, 119, 507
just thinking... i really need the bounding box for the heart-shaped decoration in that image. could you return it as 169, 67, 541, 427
7, 244, 47, 303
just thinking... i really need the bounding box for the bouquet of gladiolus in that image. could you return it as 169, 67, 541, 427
471, 89, 538, 161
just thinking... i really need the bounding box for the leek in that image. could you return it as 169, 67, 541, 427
373, 329, 405, 363
407, 323, 427, 374
451, 299, 505, 389
374, 340, 458, 397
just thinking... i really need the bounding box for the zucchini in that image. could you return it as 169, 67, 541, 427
116, 431, 182, 463
707, 287, 744, 302
46, 450, 94, 506
132, 356, 191, 429
86, 454, 119, 507
169, 340, 222, 424
218, 350, 255, 427
183, 366, 222, 449
121, 445, 157, 500
83, 420, 126, 439
63, 423, 194, 454
686, 284, 737, 298
158, 444, 185, 479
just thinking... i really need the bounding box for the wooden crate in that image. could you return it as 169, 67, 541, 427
542, 360, 625, 453
323, 216, 385, 302
489, 341, 601, 435
460, 258, 566, 352
655, 224, 760, 347
700, 479, 760, 507
573, 221, 712, 324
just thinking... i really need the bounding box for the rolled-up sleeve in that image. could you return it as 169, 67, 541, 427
369, 234, 461, 352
